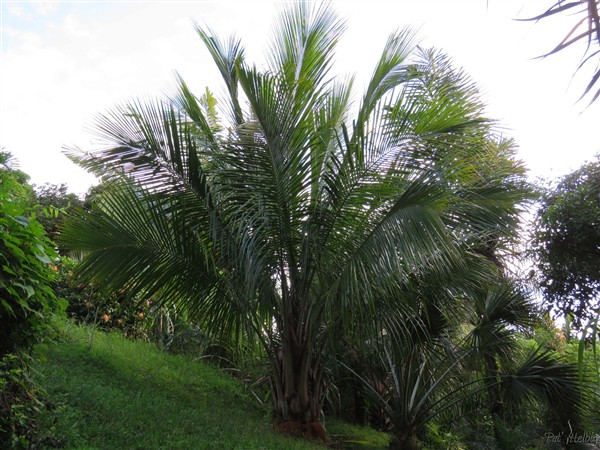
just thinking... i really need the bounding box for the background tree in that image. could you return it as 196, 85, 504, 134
532, 157, 600, 326
61, 3, 529, 438
33, 183, 83, 247
0, 150, 34, 205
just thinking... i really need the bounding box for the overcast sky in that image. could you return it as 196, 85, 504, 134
1, 0, 599, 194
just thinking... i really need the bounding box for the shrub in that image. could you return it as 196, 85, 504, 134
1, 162, 63, 357
0, 153, 65, 448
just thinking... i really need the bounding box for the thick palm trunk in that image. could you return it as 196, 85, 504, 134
389, 428, 420, 450
270, 325, 326, 440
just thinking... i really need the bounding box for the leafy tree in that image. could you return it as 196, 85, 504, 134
0, 151, 34, 206
532, 157, 600, 326
0, 153, 72, 448
61, 3, 529, 437
33, 183, 83, 246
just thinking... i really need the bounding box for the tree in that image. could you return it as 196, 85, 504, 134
0, 150, 34, 205
61, 3, 529, 437
33, 183, 83, 248
336, 263, 588, 449
532, 157, 600, 326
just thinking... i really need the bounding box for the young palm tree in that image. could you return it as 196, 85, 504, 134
61, 3, 528, 437
465, 281, 592, 448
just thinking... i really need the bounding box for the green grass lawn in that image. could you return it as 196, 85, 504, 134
31, 321, 390, 449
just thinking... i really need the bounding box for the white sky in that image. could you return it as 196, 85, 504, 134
1, 0, 599, 195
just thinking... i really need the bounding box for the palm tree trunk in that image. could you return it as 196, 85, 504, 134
270, 326, 326, 440
389, 429, 420, 450
483, 353, 504, 445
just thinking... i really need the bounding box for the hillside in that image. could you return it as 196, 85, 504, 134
31, 322, 389, 449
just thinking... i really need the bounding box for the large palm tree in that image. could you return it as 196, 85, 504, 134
61, 3, 528, 437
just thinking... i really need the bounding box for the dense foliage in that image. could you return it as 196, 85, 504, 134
0, 152, 65, 448
0, 152, 61, 357
2, 4, 598, 445
33, 183, 83, 247
532, 157, 600, 325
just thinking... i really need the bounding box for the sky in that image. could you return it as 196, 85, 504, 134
1, 0, 599, 195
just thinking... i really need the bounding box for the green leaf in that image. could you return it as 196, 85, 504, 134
13, 282, 35, 299
14, 215, 30, 227
2, 264, 16, 275
1, 299, 15, 316
35, 251, 52, 265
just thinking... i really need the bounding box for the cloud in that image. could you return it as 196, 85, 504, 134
7, 5, 26, 18
33, 0, 58, 16
60, 13, 93, 40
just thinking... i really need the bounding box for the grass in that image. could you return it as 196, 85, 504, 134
31, 321, 390, 449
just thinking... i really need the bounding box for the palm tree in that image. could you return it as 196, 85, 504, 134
467, 283, 534, 420
344, 277, 484, 450
61, 3, 528, 437
466, 282, 591, 448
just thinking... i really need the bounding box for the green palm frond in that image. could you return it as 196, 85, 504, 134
268, 2, 345, 94
501, 349, 589, 425
66, 98, 211, 198
194, 23, 245, 125
465, 283, 534, 367
358, 27, 420, 127
61, 182, 213, 305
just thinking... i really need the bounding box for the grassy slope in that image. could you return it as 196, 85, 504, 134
32, 322, 389, 449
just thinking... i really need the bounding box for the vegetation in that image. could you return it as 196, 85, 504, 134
0, 152, 64, 448
33, 183, 83, 248
1, 3, 599, 449
526, 0, 600, 104
1, 152, 61, 357
532, 156, 600, 326
60, 3, 532, 439
32, 320, 389, 449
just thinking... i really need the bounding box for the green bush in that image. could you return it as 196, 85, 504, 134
51, 255, 152, 339
0, 153, 66, 448
1, 162, 63, 357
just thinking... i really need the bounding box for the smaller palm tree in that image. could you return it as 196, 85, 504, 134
466, 282, 592, 447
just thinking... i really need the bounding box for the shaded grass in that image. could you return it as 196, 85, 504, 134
327, 420, 391, 450
31, 322, 389, 449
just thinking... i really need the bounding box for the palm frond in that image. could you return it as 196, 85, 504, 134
501, 349, 589, 425
194, 23, 245, 125
357, 27, 420, 127
268, 2, 345, 94
524, 0, 600, 105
